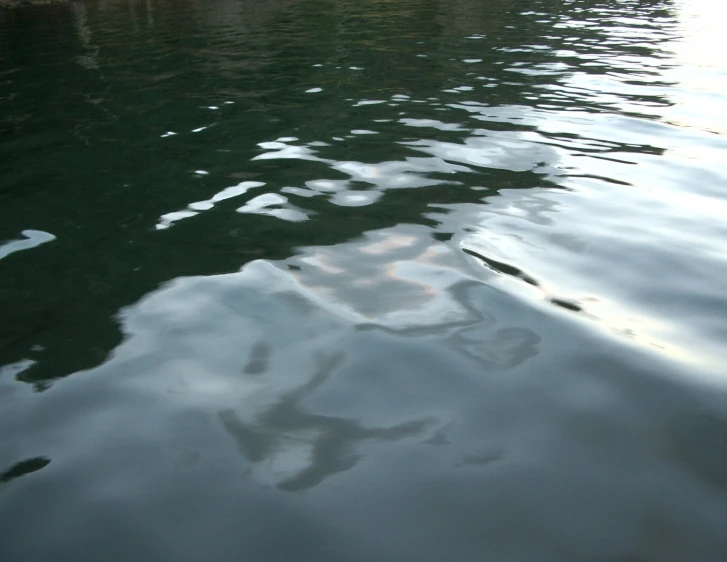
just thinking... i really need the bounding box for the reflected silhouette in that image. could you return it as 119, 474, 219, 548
220, 351, 434, 491
0, 456, 50, 483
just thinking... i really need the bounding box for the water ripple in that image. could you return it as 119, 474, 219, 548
2, 0, 727, 560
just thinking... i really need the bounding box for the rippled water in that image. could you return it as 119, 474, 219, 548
2, 0, 727, 560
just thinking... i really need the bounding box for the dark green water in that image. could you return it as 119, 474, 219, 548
2, 0, 727, 559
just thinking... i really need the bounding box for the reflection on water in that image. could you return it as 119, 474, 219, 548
220, 346, 434, 492
0, 230, 55, 261
0, 456, 51, 483
2, 0, 727, 560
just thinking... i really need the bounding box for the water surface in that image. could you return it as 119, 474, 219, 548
2, 0, 727, 560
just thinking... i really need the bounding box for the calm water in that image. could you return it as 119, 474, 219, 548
2, 0, 727, 559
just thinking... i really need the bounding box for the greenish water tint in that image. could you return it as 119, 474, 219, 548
2, 0, 727, 559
